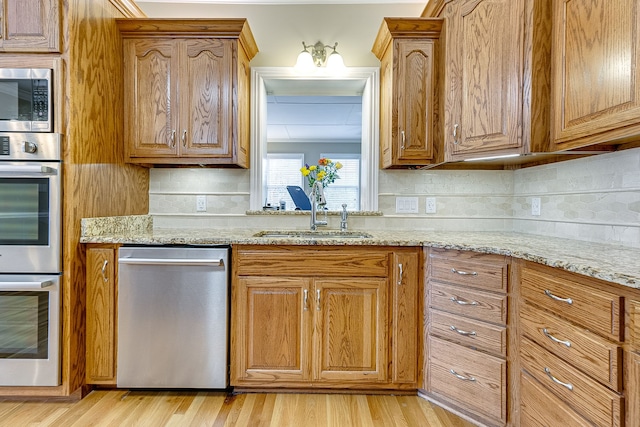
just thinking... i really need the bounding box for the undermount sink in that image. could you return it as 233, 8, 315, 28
253, 230, 373, 239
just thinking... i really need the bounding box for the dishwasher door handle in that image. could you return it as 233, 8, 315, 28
118, 257, 224, 267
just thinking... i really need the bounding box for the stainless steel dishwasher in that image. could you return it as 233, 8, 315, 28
117, 246, 229, 388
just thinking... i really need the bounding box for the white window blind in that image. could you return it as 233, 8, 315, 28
320, 154, 360, 211
265, 153, 304, 210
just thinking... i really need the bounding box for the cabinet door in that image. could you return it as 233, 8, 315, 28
391, 250, 420, 384
0, 0, 60, 52
444, 0, 523, 159
552, 0, 640, 148
396, 39, 436, 163
86, 246, 117, 384
123, 39, 179, 158
313, 278, 388, 383
180, 39, 234, 157
233, 277, 312, 384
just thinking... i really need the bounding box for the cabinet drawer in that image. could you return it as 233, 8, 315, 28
429, 249, 508, 292
521, 302, 622, 391
521, 266, 623, 341
234, 246, 389, 277
520, 337, 623, 427
521, 371, 591, 427
630, 300, 640, 351
429, 309, 506, 357
429, 282, 507, 325
428, 336, 506, 424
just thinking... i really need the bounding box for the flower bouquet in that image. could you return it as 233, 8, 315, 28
300, 158, 343, 188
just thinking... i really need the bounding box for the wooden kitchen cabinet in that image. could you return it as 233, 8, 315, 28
372, 18, 443, 168
118, 19, 258, 167
518, 261, 625, 427
441, 0, 523, 161
231, 245, 421, 390
423, 248, 511, 426
85, 245, 118, 385
0, 0, 60, 52
551, 0, 640, 150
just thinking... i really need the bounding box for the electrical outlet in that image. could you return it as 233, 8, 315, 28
196, 195, 207, 212
425, 197, 436, 214
395, 197, 419, 213
531, 197, 541, 216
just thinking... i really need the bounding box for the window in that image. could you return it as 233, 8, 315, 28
265, 153, 304, 210
321, 154, 360, 211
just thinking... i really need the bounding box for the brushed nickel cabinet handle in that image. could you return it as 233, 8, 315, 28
181, 129, 187, 147
169, 129, 176, 147
401, 130, 406, 149
101, 260, 109, 283
450, 325, 477, 337
544, 289, 573, 305
303, 289, 308, 311
397, 263, 404, 285
450, 369, 476, 382
543, 328, 571, 347
451, 267, 477, 276
453, 124, 460, 144
544, 367, 573, 391
316, 289, 321, 311
450, 296, 478, 306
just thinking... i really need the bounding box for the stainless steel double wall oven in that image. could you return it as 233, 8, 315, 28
0, 132, 62, 387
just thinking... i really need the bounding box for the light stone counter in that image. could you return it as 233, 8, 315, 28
81, 215, 640, 289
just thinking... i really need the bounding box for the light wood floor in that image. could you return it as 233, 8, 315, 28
0, 390, 475, 426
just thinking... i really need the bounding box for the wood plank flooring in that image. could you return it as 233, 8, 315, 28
0, 390, 475, 426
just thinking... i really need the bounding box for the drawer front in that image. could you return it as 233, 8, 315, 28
234, 246, 389, 277
430, 309, 506, 357
429, 250, 507, 292
520, 337, 623, 427
521, 302, 622, 391
630, 299, 640, 351
521, 266, 622, 341
428, 336, 506, 424
521, 371, 592, 427
429, 282, 507, 325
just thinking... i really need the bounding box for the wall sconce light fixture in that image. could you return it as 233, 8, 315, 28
295, 41, 345, 73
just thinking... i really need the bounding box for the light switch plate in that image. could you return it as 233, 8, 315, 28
531, 197, 541, 216
396, 197, 419, 214
196, 195, 207, 212
425, 197, 436, 214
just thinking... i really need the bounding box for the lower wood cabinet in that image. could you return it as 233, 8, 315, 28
85, 244, 118, 385
422, 248, 511, 426
231, 245, 421, 390
517, 261, 628, 427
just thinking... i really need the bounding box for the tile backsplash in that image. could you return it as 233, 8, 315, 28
149, 147, 640, 249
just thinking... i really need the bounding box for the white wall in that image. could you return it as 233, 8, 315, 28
136, 2, 426, 67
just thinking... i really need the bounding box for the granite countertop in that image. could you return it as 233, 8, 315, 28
80, 216, 640, 289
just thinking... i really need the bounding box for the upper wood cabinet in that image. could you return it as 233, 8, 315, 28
372, 18, 443, 168
441, 0, 524, 161
0, 0, 60, 52
551, 0, 640, 150
117, 19, 258, 167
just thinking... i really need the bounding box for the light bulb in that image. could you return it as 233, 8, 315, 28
294, 50, 315, 74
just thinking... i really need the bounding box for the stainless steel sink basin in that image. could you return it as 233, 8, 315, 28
253, 230, 373, 239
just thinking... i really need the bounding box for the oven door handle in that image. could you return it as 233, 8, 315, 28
0, 165, 58, 176
0, 280, 53, 290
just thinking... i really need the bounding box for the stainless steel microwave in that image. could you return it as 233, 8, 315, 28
0, 68, 52, 132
